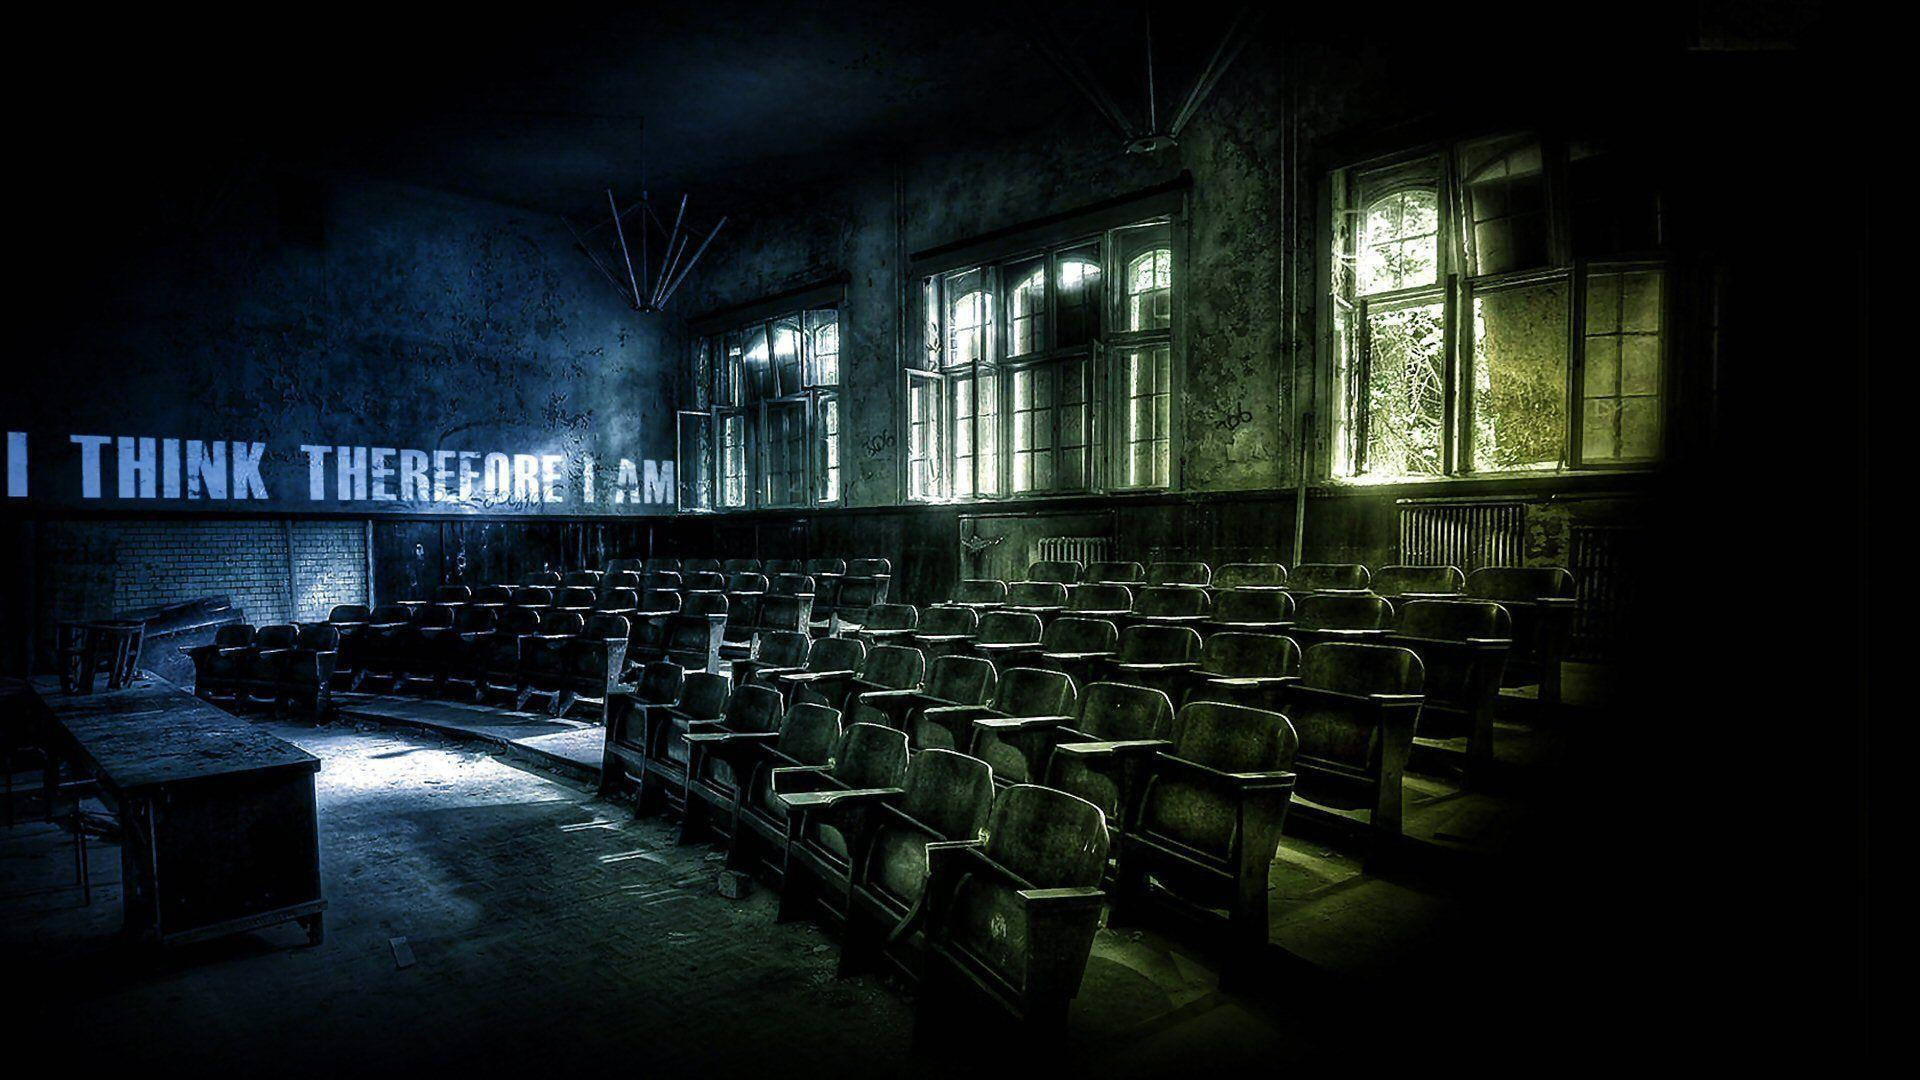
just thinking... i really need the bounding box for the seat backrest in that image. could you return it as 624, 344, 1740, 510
808, 635, 867, 672
602, 570, 643, 593
328, 605, 370, 623
1087, 560, 1146, 585
645, 569, 683, 591
564, 571, 601, 588
412, 605, 453, 631
1073, 681, 1169, 741
1146, 561, 1212, 587
558, 587, 596, 609
1200, 632, 1299, 679
682, 591, 729, 618
1372, 564, 1465, 597
474, 585, 514, 606
832, 722, 910, 789
453, 606, 497, 633
371, 604, 413, 625
1117, 623, 1203, 664
754, 630, 811, 668
1133, 585, 1211, 618
434, 585, 472, 605
726, 572, 769, 594
1465, 566, 1576, 601
1006, 581, 1068, 608
805, 558, 847, 577
1042, 616, 1117, 653
860, 603, 918, 631
770, 573, 815, 597
993, 667, 1077, 716
1296, 593, 1392, 631
597, 588, 639, 612
834, 577, 881, 612
1399, 599, 1511, 641
919, 605, 977, 636
1068, 583, 1134, 613
216, 623, 256, 647
644, 558, 683, 575
684, 558, 723, 575
539, 610, 585, 636
984, 785, 1109, 889
685, 571, 727, 592
297, 623, 340, 651
498, 607, 541, 635
604, 558, 642, 576
762, 559, 799, 577
778, 702, 842, 763
847, 558, 892, 578
526, 570, 563, 587
636, 661, 684, 705
756, 595, 809, 634
899, 749, 995, 842
1291, 563, 1371, 592
976, 610, 1042, 645
1169, 701, 1299, 774
1301, 642, 1425, 695
1214, 563, 1289, 590
640, 589, 683, 613
722, 558, 763, 576
510, 587, 553, 608
585, 614, 630, 641
677, 671, 730, 719
723, 683, 784, 732
859, 645, 926, 690
1026, 560, 1083, 585
1213, 587, 1294, 624
925, 654, 999, 705
255, 624, 299, 649
952, 579, 1008, 605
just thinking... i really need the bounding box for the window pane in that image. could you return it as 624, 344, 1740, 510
1058, 357, 1089, 490
1364, 301, 1447, 477
719, 412, 749, 507
907, 374, 942, 501
1113, 222, 1173, 332
915, 279, 941, 372
805, 309, 839, 386
945, 268, 991, 368
1118, 346, 1172, 487
1055, 245, 1101, 347
1471, 281, 1569, 472
813, 392, 840, 504
1462, 137, 1549, 275
741, 324, 774, 400
719, 332, 746, 407
762, 400, 807, 507
1011, 365, 1057, 493
1359, 188, 1439, 294
770, 315, 803, 397
676, 412, 714, 511
693, 338, 714, 409
1580, 268, 1663, 463
1007, 258, 1046, 358
949, 374, 999, 497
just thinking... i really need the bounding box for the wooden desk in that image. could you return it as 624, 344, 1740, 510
20, 676, 326, 947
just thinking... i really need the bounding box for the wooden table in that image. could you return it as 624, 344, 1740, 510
20, 675, 326, 948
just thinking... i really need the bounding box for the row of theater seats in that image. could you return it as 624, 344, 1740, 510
593, 557, 1573, 1025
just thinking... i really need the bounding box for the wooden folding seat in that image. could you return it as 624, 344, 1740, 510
971, 678, 1171, 796
554, 586, 598, 613
1284, 642, 1425, 843
1104, 624, 1203, 705
658, 591, 727, 674
643, 569, 683, 592
600, 661, 684, 796
472, 585, 513, 609
731, 722, 907, 890
969, 610, 1044, 671
239, 624, 300, 709
1206, 588, 1295, 637
722, 558, 763, 576
1129, 585, 1213, 631
189, 623, 254, 703
1213, 563, 1289, 591
1029, 616, 1118, 690
432, 584, 472, 607
516, 610, 584, 710
1115, 702, 1298, 962
643, 557, 683, 575
1290, 593, 1395, 651
684, 558, 724, 576
683, 570, 727, 593
1391, 599, 1512, 780
839, 603, 916, 651
1066, 583, 1133, 622
820, 579, 883, 636
911, 604, 978, 659
553, 614, 630, 718
731, 629, 810, 687
604, 557, 643, 577
1463, 566, 1576, 706
273, 623, 340, 717
1284, 562, 1372, 601
632, 671, 729, 818
1371, 565, 1465, 610
1002, 581, 1068, 624
396, 604, 455, 692
785, 747, 993, 940
564, 570, 603, 589
1185, 632, 1299, 710
358, 604, 416, 686
715, 593, 765, 664
326, 605, 371, 686
509, 586, 554, 611
762, 558, 801, 578
1087, 560, 1146, 586
725, 571, 769, 598
677, 683, 783, 842
911, 784, 1109, 1028
687, 698, 839, 848
599, 570, 643, 599
804, 557, 847, 602
1025, 560, 1083, 585
769, 572, 816, 599
525, 570, 563, 588
1146, 561, 1212, 587
792, 643, 925, 714
595, 588, 639, 616
436, 605, 498, 697
947, 578, 1008, 613
765, 636, 867, 704
851, 653, 997, 731
912, 666, 1076, 754
754, 593, 813, 639
478, 607, 541, 704
845, 558, 894, 605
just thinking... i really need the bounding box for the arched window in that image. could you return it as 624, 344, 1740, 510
1358, 187, 1438, 295
1125, 248, 1172, 331
1008, 265, 1045, 357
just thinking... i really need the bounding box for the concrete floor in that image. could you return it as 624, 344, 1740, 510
4, 709, 1571, 1077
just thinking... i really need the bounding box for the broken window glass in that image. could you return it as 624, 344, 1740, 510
1462, 136, 1549, 275
1470, 281, 1569, 472
1363, 300, 1447, 477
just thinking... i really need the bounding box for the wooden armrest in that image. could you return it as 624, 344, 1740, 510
682, 730, 779, 745
1017, 886, 1107, 907
1154, 753, 1297, 791
776, 786, 905, 811
1053, 738, 1171, 757
970, 714, 1074, 732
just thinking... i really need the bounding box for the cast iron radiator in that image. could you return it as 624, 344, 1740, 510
1033, 536, 1115, 567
